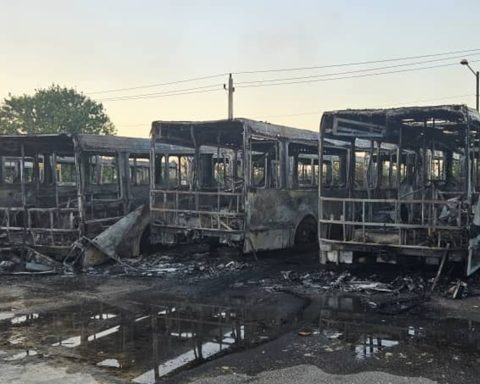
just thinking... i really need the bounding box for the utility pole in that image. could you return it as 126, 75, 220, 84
224, 73, 235, 120
476, 70, 479, 112
460, 59, 479, 111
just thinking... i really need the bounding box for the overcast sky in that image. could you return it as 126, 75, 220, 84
1, 0, 479, 136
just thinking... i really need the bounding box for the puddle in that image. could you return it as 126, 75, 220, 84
2, 292, 480, 382
0, 295, 297, 383
313, 294, 480, 362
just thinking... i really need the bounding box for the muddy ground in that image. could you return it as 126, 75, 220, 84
1, 247, 480, 384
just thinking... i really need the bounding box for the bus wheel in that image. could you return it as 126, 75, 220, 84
295, 216, 318, 245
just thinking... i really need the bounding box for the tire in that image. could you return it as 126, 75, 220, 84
295, 216, 318, 245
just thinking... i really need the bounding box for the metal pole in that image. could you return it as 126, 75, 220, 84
151, 314, 159, 382
73, 138, 85, 238
476, 71, 479, 112
228, 73, 234, 120
20, 144, 27, 250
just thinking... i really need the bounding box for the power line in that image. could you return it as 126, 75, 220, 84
97, 53, 480, 103
236, 53, 480, 86
100, 60, 477, 103
99, 83, 223, 102
238, 60, 480, 89
100, 59, 479, 102
236, 48, 480, 75
89, 48, 480, 96
102, 87, 223, 102
90, 73, 228, 95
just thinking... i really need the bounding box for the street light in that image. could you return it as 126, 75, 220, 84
460, 59, 479, 111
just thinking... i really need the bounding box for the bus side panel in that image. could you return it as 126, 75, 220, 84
244, 189, 317, 252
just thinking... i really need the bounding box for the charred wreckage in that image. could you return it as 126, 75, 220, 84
0, 105, 479, 276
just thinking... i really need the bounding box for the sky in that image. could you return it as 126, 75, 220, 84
1, 0, 480, 137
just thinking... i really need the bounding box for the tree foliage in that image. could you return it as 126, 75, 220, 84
0, 85, 116, 135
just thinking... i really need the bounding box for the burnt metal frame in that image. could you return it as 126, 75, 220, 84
149, 118, 321, 250
150, 122, 247, 239
0, 134, 156, 254
318, 105, 480, 270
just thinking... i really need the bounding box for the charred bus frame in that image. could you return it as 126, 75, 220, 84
150, 118, 323, 253
0, 134, 188, 258
318, 105, 480, 275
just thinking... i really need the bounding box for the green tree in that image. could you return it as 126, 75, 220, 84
0, 85, 116, 135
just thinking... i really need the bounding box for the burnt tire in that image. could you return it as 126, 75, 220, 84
295, 216, 318, 245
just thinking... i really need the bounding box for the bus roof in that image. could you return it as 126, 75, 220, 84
0, 133, 192, 157
320, 104, 480, 148
151, 118, 319, 148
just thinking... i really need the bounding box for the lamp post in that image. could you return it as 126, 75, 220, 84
460, 59, 479, 111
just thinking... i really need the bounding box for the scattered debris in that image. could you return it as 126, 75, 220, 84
430, 246, 450, 294
83, 205, 150, 267
25, 247, 64, 271
89, 245, 253, 279
280, 270, 427, 295
0, 260, 16, 272
298, 329, 313, 337
0, 246, 64, 274
449, 280, 468, 299
322, 329, 343, 339
25, 262, 52, 272
374, 295, 427, 315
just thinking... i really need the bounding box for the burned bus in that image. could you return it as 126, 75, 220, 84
149, 118, 322, 253
0, 133, 189, 259
318, 105, 480, 275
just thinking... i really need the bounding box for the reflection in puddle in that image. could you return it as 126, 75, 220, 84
9, 336, 26, 345
0, 312, 15, 321
134, 315, 150, 323
3, 349, 37, 361
315, 294, 480, 362
90, 313, 117, 320
11, 313, 39, 324
4, 292, 479, 381
133, 326, 244, 383
52, 335, 81, 348
354, 336, 399, 359
88, 325, 120, 341
0, 297, 287, 382
97, 358, 121, 368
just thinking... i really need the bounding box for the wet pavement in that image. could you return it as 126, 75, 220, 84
0, 252, 480, 383
1, 287, 480, 383
170, 293, 480, 384
0, 282, 304, 383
